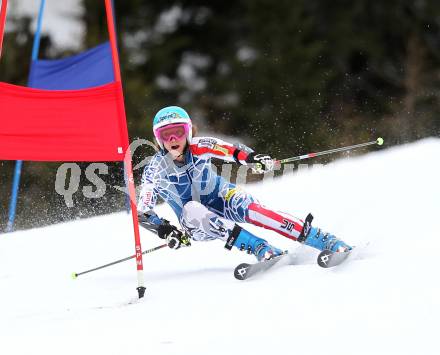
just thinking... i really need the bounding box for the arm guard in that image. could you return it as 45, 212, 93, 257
189, 136, 254, 164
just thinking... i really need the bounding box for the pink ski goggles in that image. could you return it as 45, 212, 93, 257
154, 123, 190, 143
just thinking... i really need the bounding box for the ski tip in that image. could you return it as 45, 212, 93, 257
317, 249, 351, 268
71, 272, 78, 280
317, 250, 333, 268
234, 263, 251, 281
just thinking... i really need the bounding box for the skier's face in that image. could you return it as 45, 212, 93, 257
163, 134, 187, 161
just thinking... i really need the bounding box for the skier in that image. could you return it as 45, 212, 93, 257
138, 106, 351, 261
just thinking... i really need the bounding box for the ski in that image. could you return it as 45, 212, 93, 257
234, 245, 362, 280
234, 252, 295, 280
317, 248, 352, 268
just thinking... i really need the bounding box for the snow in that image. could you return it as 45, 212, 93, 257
1, 138, 440, 355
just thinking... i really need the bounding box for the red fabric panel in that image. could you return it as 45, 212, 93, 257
0, 81, 127, 161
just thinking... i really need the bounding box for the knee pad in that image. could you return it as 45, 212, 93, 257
180, 201, 235, 241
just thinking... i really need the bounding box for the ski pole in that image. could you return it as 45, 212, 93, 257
71, 243, 168, 279
276, 137, 384, 166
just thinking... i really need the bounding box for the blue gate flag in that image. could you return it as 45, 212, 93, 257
28, 42, 115, 90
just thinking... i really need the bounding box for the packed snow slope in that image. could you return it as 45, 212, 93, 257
1, 138, 439, 355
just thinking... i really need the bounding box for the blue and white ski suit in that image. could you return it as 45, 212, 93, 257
137, 136, 304, 242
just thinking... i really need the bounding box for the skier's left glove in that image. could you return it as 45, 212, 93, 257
157, 223, 191, 249
246, 152, 274, 174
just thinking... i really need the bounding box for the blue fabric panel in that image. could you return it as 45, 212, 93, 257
28, 42, 114, 90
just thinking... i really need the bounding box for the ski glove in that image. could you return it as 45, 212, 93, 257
157, 223, 191, 249
167, 231, 191, 249
246, 152, 274, 174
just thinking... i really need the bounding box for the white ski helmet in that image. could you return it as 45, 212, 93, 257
152, 106, 192, 149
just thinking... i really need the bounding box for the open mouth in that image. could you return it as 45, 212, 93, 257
171, 144, 180, 150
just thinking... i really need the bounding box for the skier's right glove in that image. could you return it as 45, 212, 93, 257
157, 223, 191, 249
167, 231, 192, 249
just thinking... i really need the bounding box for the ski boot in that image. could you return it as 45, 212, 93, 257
304, 227, 352, 252
226, 225, 284, 261
299, 214, 352, 252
